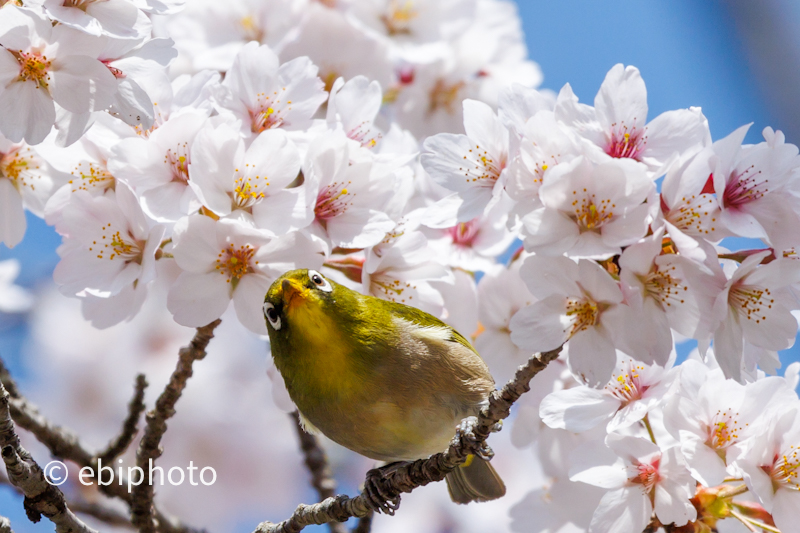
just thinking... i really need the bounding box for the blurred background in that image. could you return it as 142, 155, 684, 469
2, 0, 800, 531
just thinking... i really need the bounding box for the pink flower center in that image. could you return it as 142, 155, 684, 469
706, 409, 743, 450
428, 79, 465, 116
571, 193, 614, 231
347, 121, 381, 149
165, 143, 190, 184
1, 146, 40, 192
565, 297, 599, 336
250, 90, 289, 133
447, 220, 481, 247
13, 51, 51, 88
606, 122, 646, 160
315, 182, 353, 220
722, 165, 767, 208
215, 243, 257, 282
89, 223, 143, 263
102, 60, 126, 79
644, 263, 687, 309
770, 446, 799, 491
605, 360, 648, 405
633, 460, 660, 492
729, 284, 773, 325
68, 162, 115, 193
381, 0, 418, 35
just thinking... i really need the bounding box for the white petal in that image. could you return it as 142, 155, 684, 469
167, 271, 231, 327
171, 215, 222, 273
0, 179, 26, 248
49, 56, 116, 113
0, 82, 55, 144
232, 274, 270, 335
568, 326, 617, 387
588, 487, 651, 533
539, 387, 619, 432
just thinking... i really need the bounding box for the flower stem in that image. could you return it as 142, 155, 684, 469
730, 509, 782, 533
643, 414, 657, 444
721, 483, 750, 498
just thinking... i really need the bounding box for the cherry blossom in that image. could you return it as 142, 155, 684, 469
710, 125, 800, 251
521, 156, 653, 259
217, 41, 327, 139
167, 215, 325, 334
188, 121, 303, 235
510, 255, 632, 386
554, 63, 710, 175
663, 360, 796, 487
474, 259, 536, 384
108, 109, 208, 221
160, 0, 307, 73
711, 251, 800, 381
0, 135, 53, 247
301, 132, 395, 250
540, 353, 677, 433
362, 227, 452, 317
421, 99, 510, 221
571, 434, 697, 533
52, 183, 164, 298
737, 407, 800, 533
0, 6, 118, 144
39, 0, 152, 39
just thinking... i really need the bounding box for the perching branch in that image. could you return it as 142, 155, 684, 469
0, 356, 201, 533
97, 374, 148, 464
350, 512, 373, 533
253, 347, 563, 533
0, 381, 99, 533
290, 412, 348, 533
131, 319, 221, 533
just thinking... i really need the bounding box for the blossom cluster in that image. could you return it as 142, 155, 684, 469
1, 1, 800, 532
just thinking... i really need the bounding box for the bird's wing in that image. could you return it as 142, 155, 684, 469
378, 298, 480, 356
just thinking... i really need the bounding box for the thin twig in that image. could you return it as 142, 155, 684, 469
290, 412, 347, 533
97, 374, 148, 464
131, 320, 221, 533
70, 500, 134, 529
0, 356, 201, 533
253, 347, 563, 533
0, 381, 98, 533
0, 358, 20, 399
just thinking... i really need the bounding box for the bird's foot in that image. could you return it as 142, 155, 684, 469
363, 462, 405, 515
455, 417, 495, 461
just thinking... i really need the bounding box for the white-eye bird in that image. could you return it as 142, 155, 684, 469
263, 269, 506, 504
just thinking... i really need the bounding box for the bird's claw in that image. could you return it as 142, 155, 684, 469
363, 466, 402, 515
455, 417, 495, 461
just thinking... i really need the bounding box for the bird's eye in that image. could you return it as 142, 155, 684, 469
263, 302, 281, 330
308, 269, 332, 292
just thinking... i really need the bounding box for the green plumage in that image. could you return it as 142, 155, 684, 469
264, 269, 506, 504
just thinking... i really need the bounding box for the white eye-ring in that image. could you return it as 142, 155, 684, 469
263, 302, 281, 330
308, 269, 332, 292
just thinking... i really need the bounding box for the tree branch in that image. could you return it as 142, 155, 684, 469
290, 412, 348, 533
98, 374, 148, 464
131, 320, 221, 533
0, 381, 99, 533
253, 347, 563, 533
0, 358, 201, 533
69, 500, 135, 529
350, 512, 373, 533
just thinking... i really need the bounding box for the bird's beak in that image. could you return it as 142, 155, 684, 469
281, 278, 306, 311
